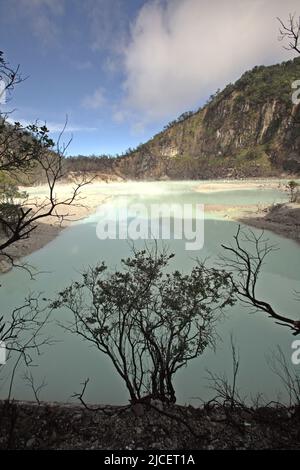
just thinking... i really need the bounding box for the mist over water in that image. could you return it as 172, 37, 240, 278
0, 182, 298, 405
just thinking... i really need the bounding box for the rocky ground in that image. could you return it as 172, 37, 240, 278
238, 203, 300, 243
0, 400, 299, 450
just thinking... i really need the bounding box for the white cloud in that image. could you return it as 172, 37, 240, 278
84, 0, 128, 53
122, 0, 300, 122
112, 110, 127, 123
82, 87, 106, 110
6, 117, 96, 133
5, 0, 65, 47
46, 122, 97, 133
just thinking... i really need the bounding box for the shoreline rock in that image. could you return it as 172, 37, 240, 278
236, 202, 300, 244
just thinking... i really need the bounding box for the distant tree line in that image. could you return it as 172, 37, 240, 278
64, 154, 116, 175
163, 111, 195, 131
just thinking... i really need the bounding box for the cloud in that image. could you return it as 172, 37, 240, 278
103, 57, 119, 75
84, 0, 128, 53
122, 0, 300, 122
82, 87, 106, 110
7, 117, 96, 133
4, 0, 65, 47
112, 110, 127, 123
46, 122, 97, 133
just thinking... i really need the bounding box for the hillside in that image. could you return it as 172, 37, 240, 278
114, 57, 300, 180
2, 58, 300, 183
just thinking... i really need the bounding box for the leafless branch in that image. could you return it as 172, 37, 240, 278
23, 370, 47, 405
278, 14, 300, 54
0, 295, 54, 402
72, 378, 130, 416
0, 117, 92, 269
267, 346, 300, 407
206, 334, 246, 409
220, 226, 300, 335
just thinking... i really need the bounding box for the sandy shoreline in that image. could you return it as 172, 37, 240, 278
0, 183, 110, 272
236, 203, 300, 243
195, 178, 288, 193
195, 179, 300, 242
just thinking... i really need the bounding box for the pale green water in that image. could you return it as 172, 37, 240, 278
0, 181, 299, 405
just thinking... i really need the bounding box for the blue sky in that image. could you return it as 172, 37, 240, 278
0, 0, 299, 156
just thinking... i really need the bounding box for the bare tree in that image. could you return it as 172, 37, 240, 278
0, 52, 91, 268
267, 346, 300, 407
206, 335, 245, 409
0, 51, 90, 399
277, 14, 300, 129
0, 50, 23, 101
53, 246, 236, 404
0, 121, 91, 265
278, 14, 300, 55
221, 226, 300, 335
23, 370, 47, 405
0, 295, 54, 401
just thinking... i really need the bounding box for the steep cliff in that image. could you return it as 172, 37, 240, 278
115, 57, 300, 179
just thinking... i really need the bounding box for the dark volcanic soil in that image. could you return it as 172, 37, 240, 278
0, 400, 299, 450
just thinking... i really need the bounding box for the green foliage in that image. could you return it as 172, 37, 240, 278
163, 111, 195, 131
64, 154, 115, 175
205, 88, 221, 106
233, 58, 300, 106
0, 119, 56, 183
285, 180, 300, 203
0, 172, 27, 204
0, 172, 27, 236
117, 57, 300, 180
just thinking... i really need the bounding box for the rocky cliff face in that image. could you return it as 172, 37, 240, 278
115, 58, 300, 179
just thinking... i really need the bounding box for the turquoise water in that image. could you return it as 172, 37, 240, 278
0, 181, 299, 405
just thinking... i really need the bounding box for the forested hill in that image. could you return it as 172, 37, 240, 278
2, 57, 300, 183
113, 57, 300, 179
